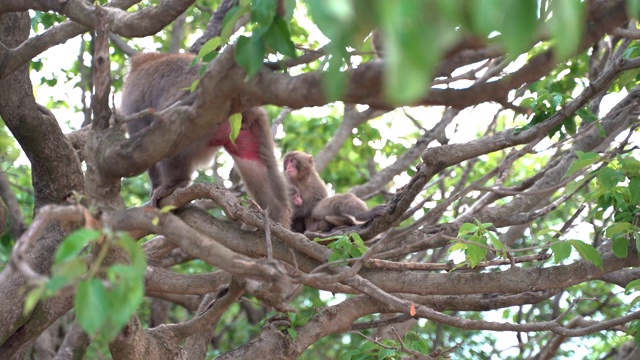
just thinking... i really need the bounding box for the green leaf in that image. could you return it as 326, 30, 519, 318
55, 229, 101, 263
286, 327, 297, 341
565, 176, 587, 194
519, 97, 535, 109
551, 241, 572, 263
618, 68, 640, 89
623, 45, 640, 59
52, 257, 88, 280
322, 53, 347, 102
563, 117, 576, 135
576, 151, 599, 161
489, 233, 506, 251
626, 279, 640, 294
471, 0, 506, 37
378, 348, 396, 359
549, 0, 584, 60
24, 285, 44, 315
288, 311, 297, 324
327, 250, 346, 263
458, 223, 478, 236
283, 0, 296, 21
627, 0, 640, 18
252, 0, 277, 28
549, 93, 563, 109
448, 242, 467, 254
568, 240, 603, 269
605, 222, 633, 238
619, 156, 640, 174
75, 279, 108, 336
575, 108, 597, 123
189, 78, 200, 93
595, 122, 606, 138
612, 237, 629, 259
341, 349, 361, 359
117, 233, 147, 272
597, 166, 625, 190
221, 4, 251, 42
263, 17, 297, 57
436, 0, 464, 24
378, 1, 439, 103
630, 178, 640, 205
105, 265, 144, 339
313, 235, 342, 242
466, 244, 486, 268
479, 221, 494, 230
565, 151, 599, 177
196, 37, 221, 62
45, 275, 71, 294
305, 0, 353, 40
229, 113, 243, 143
501, 0, 537, 56
633, 321, 640, 344
31, 60, 44, 72
350, 232, 367, 254
235, 35, 265, 78
327, 235, 349, 248
159, 205, 177, 214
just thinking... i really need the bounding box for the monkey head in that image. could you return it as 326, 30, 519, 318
283, 151, 314, 183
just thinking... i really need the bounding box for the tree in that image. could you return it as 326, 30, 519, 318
1, 0, 640, 358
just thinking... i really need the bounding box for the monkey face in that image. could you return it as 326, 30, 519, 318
284, 156, 299, 179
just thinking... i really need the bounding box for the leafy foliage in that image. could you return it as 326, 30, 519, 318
25, 229, 146, 340
324, 233, 368, 263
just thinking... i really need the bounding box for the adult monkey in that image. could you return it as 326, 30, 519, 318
122, 53, 291, 228
283, 151, 328, 232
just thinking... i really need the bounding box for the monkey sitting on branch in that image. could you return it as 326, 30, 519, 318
282, 151, 328, 233
121, 53, 291, 228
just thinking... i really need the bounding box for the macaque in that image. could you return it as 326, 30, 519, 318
283, 151, 328, 232
121, 53, 291, 227
307, 193, 385, 233
289, 185, 303, 207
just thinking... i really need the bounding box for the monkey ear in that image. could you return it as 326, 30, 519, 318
308, 155, 314, 165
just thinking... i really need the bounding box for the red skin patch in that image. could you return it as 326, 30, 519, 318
208, 122, 261, 161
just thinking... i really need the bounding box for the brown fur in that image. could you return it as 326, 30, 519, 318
371, 29, 383, 58
283, 151, 328, 232
122, 53, 291, 228
307, 193, 385, 232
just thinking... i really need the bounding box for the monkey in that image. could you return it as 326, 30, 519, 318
121, 52, 291, 228
282, 151, 328, 233
289, 184, 303, 207
306, 193, 386, 233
